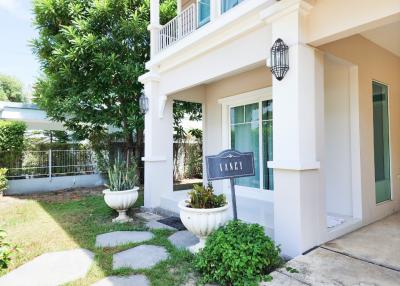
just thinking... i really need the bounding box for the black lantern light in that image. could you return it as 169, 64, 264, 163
139, 90, 149, 114
270, 38, 289, 81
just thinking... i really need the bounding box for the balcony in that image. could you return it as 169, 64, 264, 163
157, 0, 246, 53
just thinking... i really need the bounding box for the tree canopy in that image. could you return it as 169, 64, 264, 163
32, 0, 176, 153
0, 74, 26, 102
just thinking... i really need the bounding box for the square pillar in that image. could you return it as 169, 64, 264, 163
139, 72, 174, 208
267, 1, 325, 257
149, 0, 161, 57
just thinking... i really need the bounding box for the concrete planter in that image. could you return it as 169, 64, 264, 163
179, 200, 230, 253
103, 187, 139, 223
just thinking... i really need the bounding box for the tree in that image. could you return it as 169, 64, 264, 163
0, 74, 26, 102
32, 0, 176, 168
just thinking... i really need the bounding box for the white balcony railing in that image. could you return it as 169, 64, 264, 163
158, 4, 196, 53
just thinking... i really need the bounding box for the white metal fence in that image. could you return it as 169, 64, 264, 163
158, 4, 196, 52
0, 150, 97, 179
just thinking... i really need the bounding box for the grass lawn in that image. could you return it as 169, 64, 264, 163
0, 189, 195, 286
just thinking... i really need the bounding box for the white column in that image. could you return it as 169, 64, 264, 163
177, 0, 182, 14
210, 0, 220, 21
266, 1, 325, 257
139, 72, 174, 208
149, 0, 161, 57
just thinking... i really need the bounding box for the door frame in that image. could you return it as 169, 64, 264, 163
372, 79, 393, 205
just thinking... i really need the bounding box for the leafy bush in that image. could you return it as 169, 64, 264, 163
107, 156, 138, 191
0, 168, 7, 194
0, 121, 26, 153
0, 230, 18, 269
186, 184, 226, 209
195, 220, 282, 286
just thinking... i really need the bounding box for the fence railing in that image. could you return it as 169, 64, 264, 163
158, 4, 196, 52
0, 150, 97, 179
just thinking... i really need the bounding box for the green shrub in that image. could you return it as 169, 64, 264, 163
107, 156, 138, 191
186, 184, 226, 209
0, 230, 18, 269
0, 121, 26, 153
195, 220, 282, 286
0, 168, 7, 194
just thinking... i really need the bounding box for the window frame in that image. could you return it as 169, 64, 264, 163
219, 87, 274, 202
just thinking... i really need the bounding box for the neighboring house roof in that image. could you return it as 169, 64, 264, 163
0, 101, 65, 131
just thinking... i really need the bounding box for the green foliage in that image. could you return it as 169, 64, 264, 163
32, 0, 176, 152
173, 101, 202, 142
186, 143, 202, 178
0, 121, 26, 153
195, 220, 283, 286
0, 74, 26, 102
186, 184, 226, 209
107, 155, 138, 191
0, 230, 18, 269
0, 168, 7, 194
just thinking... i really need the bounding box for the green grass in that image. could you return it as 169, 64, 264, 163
0, 192, 195, 285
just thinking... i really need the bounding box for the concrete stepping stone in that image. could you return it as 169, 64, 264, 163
146, 220, 176, 230
113, 245, 169, 270
92, 275, 150, 286
136, 212, 164, 221
95, 231, 154, 247
168, 231, 199, 250
0, 248, 94, 286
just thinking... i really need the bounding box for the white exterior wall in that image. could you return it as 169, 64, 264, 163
143, 0, 400, 257
6, 174, 104, 195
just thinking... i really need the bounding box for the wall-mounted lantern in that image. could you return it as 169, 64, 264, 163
139, 90, 149, 114
270, 38, 289, 81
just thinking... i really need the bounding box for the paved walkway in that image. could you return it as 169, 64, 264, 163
266, 212, 400, 285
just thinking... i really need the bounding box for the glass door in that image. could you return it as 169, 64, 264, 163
229, 100, 273, 191
372, 81, 391, 203
221, 0, 244, 13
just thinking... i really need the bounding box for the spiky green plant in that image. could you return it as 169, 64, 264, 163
107, 156, 138, 191
186, 184, 226, 209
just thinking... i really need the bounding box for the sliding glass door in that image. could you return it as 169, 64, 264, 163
221, 0, 244, 13
198, 0, 210, 27
372, 81, 391, 203
230, 100, 273, 191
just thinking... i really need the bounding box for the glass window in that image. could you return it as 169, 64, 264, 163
230, 100, 273, 190
372, 81, 391, 203
262, 100, 273, 190
198, 0, 210, 27
221, 0, 243, 13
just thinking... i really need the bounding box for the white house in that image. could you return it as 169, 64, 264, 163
139, 0, 400, 258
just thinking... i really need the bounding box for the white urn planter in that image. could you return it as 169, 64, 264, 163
179, 200, 230, 253
103, 187, 139, 223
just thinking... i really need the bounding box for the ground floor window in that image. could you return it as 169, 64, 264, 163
372, 81, 391, 203
230, 99, 273, 191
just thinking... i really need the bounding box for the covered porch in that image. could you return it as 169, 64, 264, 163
140, 0, 400, 258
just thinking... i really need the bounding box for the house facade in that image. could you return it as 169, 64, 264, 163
139, 0, 400, 258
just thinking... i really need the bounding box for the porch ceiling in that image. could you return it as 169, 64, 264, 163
361, 21, 400, 57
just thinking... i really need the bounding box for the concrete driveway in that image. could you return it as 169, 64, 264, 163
266, 212, 400, 285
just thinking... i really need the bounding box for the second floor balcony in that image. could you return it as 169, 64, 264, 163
157, 0, 247, 53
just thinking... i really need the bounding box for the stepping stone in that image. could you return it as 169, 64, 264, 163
146, 220, 176, 230
136, 212, 164, 221
0, 248, 94, 286
168, 231, 199, 250
113, 245, 168, 270
92, 275, 150, 286
95, 231, 154, 247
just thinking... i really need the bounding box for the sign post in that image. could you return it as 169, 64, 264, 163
206, 149, 255, 220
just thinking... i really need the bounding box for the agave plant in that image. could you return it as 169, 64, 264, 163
107, 156, 138, 191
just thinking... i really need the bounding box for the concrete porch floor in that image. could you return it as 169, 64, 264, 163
267, 212, 400, 285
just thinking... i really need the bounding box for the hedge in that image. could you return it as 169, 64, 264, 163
0, 120, 26, 153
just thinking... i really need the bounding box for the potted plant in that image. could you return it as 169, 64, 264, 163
103, 157, 139, 223
179, 184, 230, 253
0, 168, 8, 198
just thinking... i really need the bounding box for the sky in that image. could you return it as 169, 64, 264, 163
0, 0, 40, 93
